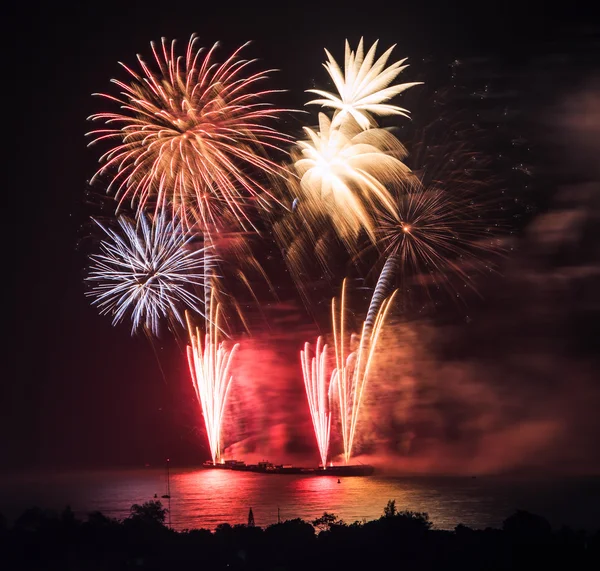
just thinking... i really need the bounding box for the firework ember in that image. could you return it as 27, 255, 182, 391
332, 279, 398, 463
186, 291, 239, 465
87, 35, 290, 229
300, 337, 333, 467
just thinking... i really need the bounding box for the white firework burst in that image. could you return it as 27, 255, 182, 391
293, 112, 411, 241
307, 38, 422, 130
86, 212, 214, 336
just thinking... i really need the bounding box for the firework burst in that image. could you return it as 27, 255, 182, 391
87, 35, 291, 228
301, 337, 333, 467
187, 292, 239, 465
307, 38, 422, 130
332, 279, 397, 463
364, 176, 500, 329
293, 113, 411, 241
86, 212, 213, 336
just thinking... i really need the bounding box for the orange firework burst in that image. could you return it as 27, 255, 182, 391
88, 35, 291, 229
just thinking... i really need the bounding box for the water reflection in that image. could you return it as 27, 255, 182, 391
0, 469, 598, 531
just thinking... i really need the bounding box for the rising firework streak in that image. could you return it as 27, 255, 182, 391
301, 337, 333, 468
332, 279, 398, 464
186, 292, 239, 465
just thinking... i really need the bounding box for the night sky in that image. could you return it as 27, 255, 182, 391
4, 1, 600, 473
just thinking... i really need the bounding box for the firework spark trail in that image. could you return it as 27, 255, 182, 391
186, 292, 239, 465
307, 38, 422, 130
331, 279, 398, 463
86, 212, 214, 336
364, 177, 500, 330
364, 256, 401, 332
87, 35, 291, 229
300, 337, 333, 467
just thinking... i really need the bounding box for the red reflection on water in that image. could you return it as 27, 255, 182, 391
5, 469, 596, 532
291, 476, 339, 492
178, 466, 233, 491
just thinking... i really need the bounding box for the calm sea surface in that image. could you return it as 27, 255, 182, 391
0, 469, 598, 531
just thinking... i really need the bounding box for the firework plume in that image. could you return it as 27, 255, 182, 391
332, 279, 397, 463
365, 174, 500, 329
88, 35, 290, 228
307, 38, 422, 130
187, 292, 239, 465
86, 212, 213, 336
293, 113, 411, 241
300, 337, 333, 467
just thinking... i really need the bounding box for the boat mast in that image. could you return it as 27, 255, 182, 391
161, 458, 172, 528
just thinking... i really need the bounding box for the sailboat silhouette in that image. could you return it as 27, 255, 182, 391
161, 458, 171, 499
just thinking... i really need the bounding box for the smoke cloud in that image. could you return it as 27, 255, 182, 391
217, 79, 600, 475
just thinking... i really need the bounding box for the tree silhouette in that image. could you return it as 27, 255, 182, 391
383, 499, 397, 517
312, 512, 340, 532
86, 510, 119, 528
2, 502, 597, 571
127, 500, 167, 526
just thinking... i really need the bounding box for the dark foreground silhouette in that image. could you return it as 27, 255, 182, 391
1, 500, 598, 570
